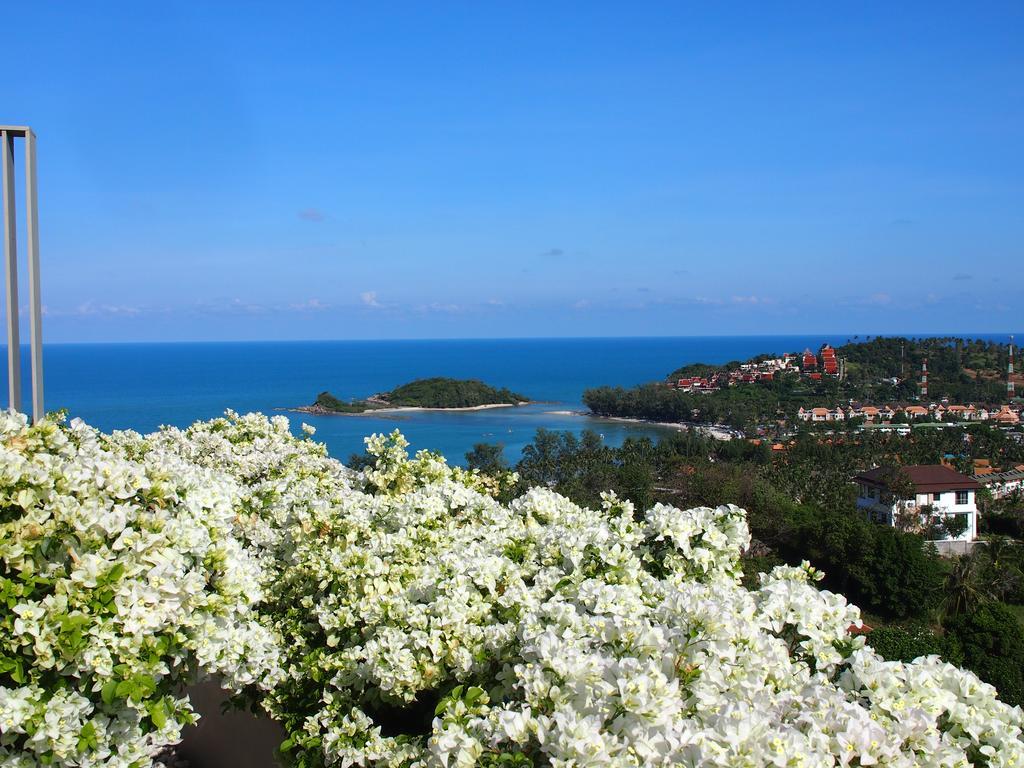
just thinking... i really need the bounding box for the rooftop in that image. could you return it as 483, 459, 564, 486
855, 464, 981, 493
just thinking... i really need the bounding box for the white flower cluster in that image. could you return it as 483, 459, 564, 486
177, 425, 1019, 768
3, 411, 1022, 767
0, 411, 280, 767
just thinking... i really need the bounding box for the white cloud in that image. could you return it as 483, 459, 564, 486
360, 291, 382, 308
418, 302, 462, 313
290, 298, 330, 311
42, 301, 142, 318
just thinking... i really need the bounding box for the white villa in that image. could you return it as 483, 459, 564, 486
854, 465, 981, 542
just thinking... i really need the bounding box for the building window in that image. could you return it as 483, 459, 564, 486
956, 490, 969, 505
932, 492, 943, 503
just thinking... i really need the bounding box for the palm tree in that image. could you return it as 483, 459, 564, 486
942, 553, 997, 621
976, 536, 1023, 600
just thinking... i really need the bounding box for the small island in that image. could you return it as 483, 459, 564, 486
297, 377, 531, 415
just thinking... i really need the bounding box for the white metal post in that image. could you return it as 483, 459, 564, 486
25, 130, 43, 421
1, 130, 21, 412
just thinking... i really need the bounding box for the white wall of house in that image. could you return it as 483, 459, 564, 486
855, 484, 977, 542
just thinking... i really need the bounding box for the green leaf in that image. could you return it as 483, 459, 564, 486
149, 699, 168, 729
101, 681, 118, 705
77, 721, 97, 753
128, 673, 157, 703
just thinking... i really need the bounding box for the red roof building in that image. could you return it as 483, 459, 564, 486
802, 349, 817, 371
820, 345, 838, 375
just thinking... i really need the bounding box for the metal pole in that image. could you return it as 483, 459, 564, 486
1, 130, 21, 412
24, 130, 43, 421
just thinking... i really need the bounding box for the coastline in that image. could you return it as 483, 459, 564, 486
547, 410, 739, 440
289, 402, 526, 416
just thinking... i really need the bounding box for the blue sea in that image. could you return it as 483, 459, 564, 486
2, 335, 988, 464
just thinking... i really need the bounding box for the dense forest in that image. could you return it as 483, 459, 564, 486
451, 423, 1024, 707
311, 377, 529, 413
586, 337, 1016, 430
584, 381, 788, 431
837, 336, 1013, 402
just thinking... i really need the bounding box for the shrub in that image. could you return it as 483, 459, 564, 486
4, 412, 1024, 767
0, 412, 280, 767
946, 602, 1024, 707
865, 625, 949, 663
176, 424, 1023, 767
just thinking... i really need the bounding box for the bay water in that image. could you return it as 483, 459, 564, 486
4, 335, 892, 463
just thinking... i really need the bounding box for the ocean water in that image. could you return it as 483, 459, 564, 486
4, 335, 876, 463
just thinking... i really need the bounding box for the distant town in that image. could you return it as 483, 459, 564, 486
585, 336, 1024, 440
669, 341, 1021, 427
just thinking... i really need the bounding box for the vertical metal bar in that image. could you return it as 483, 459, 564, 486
1, 130, 21, 412
25, 130, 43, 422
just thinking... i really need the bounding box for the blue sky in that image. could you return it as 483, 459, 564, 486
3, 2, 1022, 341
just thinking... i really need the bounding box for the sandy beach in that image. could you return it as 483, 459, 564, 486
289, 402, 524, 416
547, 410, 738, 440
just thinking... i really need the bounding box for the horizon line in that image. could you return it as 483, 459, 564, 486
2, 331, 1020, 347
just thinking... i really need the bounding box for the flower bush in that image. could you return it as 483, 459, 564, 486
3, 410, 1023, 767
0, 412, 280, 767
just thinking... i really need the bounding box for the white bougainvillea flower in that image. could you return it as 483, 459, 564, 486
3, 412, 1021, 767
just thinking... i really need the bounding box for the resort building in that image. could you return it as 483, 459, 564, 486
854, 465, 980, 542
820, 345, 838, 376
945, 405, 978, 421
972, 468, 1024, 499
903, 405, 929, 419
797, 406, 845, 422
993, 406, 1021, 425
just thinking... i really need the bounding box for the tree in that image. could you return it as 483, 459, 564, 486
975, 538, 1024, 604
946, 602, 1024, 707
880, 467, 916, 506
865, 528, 945, 620
942, 553, 997, 621
465, 442, 507, 475
938, 512, 969, 540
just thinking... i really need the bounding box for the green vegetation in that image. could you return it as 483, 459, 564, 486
385, 377, 528, 408
585, 336, 1016, 431
840, 336, 1012, 403
465, 442, 509, 475
313, 391, 379, 413
311, 377, 529, 413
946, 602, 1024, 707
585, 381, 788, 431
865, 625, 950, 663
459, 420, 1024, 704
